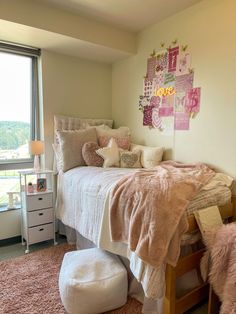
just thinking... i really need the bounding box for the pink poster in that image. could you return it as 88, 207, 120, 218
139, 95, 150, 111
168, 46, 179, 72
176, 52, 191, 76
175, 73, 194, 92
150, 95, 161, 107
162, 94, 175, 107
143, 105, 154, 126
156, 52, 168, 74
164, 72, 175, 85
152, 107, 162, 129
147, 57, 156, 80
153, 74, 164, 91
159, 106, 174, 117
175, 92, 186, 113
174, 112, 190, 130
143, 78, 154, 97
185, 87, 201, 113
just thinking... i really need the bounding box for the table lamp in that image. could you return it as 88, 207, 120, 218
29, 140, 44, 171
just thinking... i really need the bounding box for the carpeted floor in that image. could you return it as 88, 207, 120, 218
0, 243, 207, 314
0, 243, 143, 314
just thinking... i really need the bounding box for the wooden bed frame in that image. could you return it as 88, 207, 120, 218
164, 196, 236, 314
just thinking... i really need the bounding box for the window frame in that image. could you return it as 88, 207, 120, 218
0, 42, 41, 171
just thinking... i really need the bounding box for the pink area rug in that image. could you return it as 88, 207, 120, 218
0, 243, 142, 314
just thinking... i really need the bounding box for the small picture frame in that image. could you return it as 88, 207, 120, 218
37, 178, 47, 192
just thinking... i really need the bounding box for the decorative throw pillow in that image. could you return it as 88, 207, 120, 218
96, 126, 130, 138
96, 138, 120, 168
82, 142, 103, 167
131, 143, 164, 168
85, 123, 111, 131
98, 136, 130, 150
52, 143, 63, 172
57, 128, 97, 172
120, 151, 142, 168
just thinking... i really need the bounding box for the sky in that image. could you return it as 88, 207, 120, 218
0, 52, 31, 123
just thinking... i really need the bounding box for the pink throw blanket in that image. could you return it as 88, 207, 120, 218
110, 161, 214, 268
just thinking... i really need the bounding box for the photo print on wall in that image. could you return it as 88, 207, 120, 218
139, 40, 201, 133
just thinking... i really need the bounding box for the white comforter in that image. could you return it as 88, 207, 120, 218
56, 166, 233, 299
56, 166, 167, 298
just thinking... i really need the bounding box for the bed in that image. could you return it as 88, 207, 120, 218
54, 115, 235, 314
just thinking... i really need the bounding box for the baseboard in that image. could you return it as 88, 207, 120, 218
0, 236, 21, 247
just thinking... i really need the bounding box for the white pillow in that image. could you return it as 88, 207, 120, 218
131, 143, 164, 168
96, 138, 120, 168
96, 126, 130, 138
85, 122, 111, 131
52, 143, 63, 173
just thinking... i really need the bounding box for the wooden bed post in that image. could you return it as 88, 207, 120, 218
231, 195, 236, 221
164, 264, 176, 314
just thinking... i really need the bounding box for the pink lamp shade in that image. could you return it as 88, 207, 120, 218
29, 141, 44, 170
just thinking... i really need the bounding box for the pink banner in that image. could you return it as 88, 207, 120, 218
168, 46, 179, 72
174, 112, 190, 130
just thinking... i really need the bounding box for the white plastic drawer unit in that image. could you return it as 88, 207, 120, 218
28, 223, 54, 245
28, 208, 54, 227
26, 193, 53, 211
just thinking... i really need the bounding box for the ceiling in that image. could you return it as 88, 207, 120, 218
0, 0, 203, 63
39, 0, 202, 32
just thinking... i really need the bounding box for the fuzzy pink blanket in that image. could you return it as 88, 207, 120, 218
110, 161, 214, 268
204, 223, 236, 314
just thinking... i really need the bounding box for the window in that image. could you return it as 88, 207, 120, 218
0, 42, 41, 209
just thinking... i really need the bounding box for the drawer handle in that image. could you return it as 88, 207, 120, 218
38, 197, 43, 201
39, 228, 44, 231
38, 213, 44, 216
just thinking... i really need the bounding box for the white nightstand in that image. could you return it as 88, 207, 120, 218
19, 169, 57, 253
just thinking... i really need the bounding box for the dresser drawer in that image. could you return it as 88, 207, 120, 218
28, 208, 54, 227
28, 223, 54, 244
26, 193, 53, 211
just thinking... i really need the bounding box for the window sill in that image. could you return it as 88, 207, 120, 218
0, 206, 21, 213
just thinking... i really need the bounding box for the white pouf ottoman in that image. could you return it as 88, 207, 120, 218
59, 248, 128, 314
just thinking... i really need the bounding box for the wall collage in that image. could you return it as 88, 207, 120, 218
139, 41, 201, 135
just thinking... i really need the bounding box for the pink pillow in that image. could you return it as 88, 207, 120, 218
98, 136, 130, 150
82, 142, 103, 167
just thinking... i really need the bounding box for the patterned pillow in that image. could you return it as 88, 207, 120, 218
82, 142, 103, 167
120, 151, 142, 168
98, 136, 130, 150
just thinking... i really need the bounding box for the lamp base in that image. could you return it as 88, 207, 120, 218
34, 155, 40, 171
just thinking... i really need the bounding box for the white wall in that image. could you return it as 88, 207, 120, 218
112, 0, 236, 182
41, 50, 112, 169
